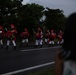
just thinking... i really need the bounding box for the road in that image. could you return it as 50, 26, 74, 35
0, 45, 61, 75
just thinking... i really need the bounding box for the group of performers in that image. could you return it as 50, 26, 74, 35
33, 27, 64, 47
44, 29, 64, 47
0, 24, 64, 50
0, 24, 17, 50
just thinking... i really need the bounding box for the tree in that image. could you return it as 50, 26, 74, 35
17, 3, 45, 34
0, 0, 23, 27
44, 8, 66, 32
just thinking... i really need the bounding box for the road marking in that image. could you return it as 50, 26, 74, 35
1, 61, 55, 75
21, 46, 61, 52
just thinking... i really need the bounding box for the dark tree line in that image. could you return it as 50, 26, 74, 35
0, 0, 66, 40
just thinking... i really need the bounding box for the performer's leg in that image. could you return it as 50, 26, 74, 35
6, 40, 10, 49
25, 38, 28, 46
35, 39, 38, 47
49, 41, 51, 47
60, 39, 64, 45
0, 39, 3, 45
40, 39, 42, 48
57, 41, 60, 45
51, 40, 54, 46
0, 39, 3, 48
22, 39, 26, 43
45, 38, 47, 44
20, 39, 25, 46
12, 40, 16, 50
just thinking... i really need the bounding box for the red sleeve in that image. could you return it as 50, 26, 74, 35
20, 32, 25, 37
14, 29, 17, 33
2, 30, 5, 36
20, 32, 23, 37
27, 32, 29, 36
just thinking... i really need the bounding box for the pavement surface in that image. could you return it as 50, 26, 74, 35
0, 44, 61, 75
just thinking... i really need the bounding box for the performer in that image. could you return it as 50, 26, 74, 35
0, 25, 5, 48
45, 29, 50, 45
6, 24, 17, 50
20, 28, 29, 47
49, 29, 56, 47
57, 30, 64, 45
37, 27, 43, 46
35, 30, 42, 48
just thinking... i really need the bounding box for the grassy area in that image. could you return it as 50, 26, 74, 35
27, 68, 54, 75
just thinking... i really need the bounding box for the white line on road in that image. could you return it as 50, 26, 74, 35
21, 46, 61, 52
1, 61, 55, 75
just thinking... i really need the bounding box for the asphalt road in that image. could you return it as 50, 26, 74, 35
0, 45, 61, 75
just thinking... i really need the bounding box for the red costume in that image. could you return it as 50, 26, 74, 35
20, 28, 29, 47
45, 30, 50, 44
58, 30, 63, 41
45, 30, 50, 39
35, 32, 41, 40
20, 28, 29, 39
37, 27, 43, 39
7, 24, 17, 40
34, 27, 43, 48
58, 35, 63, 41
0, 25, 5, 48
6, 24, 17, 50
0, 26, 5, 40
49, 29, 56, 40
48, 29, 56, 47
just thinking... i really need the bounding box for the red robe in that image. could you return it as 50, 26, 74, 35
35, 32, 41, 40
6, 29, 17, 40
20, 31, 29, 39
50, 33, 56, 40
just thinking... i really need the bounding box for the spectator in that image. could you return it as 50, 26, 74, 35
55, 13, 76, 75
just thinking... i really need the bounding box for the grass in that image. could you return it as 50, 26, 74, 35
26, 68, 54, 75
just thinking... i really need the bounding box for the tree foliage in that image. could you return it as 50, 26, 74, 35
0, 0, 22, 25
0, 0, 66, 37
44, 8, 66, 32
17, 3, 44, 33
